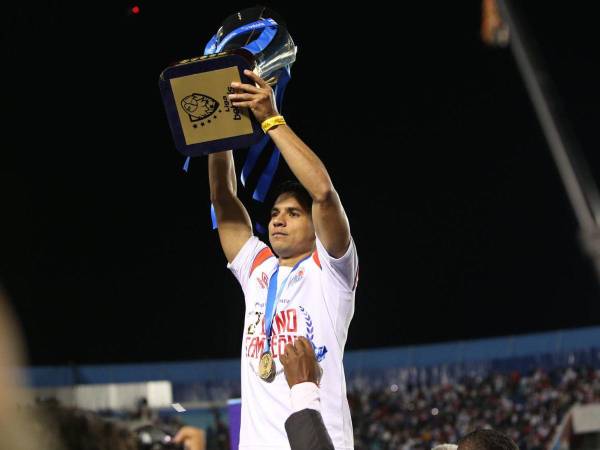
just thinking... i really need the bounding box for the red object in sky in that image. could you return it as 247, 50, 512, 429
131, 5, 140, 15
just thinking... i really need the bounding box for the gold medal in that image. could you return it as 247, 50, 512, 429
259, 351, 276, 383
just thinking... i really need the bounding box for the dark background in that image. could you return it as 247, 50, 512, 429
1, 1, 599, 366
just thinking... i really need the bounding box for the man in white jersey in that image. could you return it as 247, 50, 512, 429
209, 69, 358, 450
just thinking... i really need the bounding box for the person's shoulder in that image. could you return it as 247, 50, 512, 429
315, 236, 357, 262
227, 236, 272, 274
248, 242, 276, 277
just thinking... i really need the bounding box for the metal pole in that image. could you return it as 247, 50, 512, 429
496, 0, 600, 279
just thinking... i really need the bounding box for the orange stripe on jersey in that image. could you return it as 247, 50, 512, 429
312, 250, 322, 269
249, 247, 275, 278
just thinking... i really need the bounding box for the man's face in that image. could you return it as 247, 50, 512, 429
268, 193, 315, 259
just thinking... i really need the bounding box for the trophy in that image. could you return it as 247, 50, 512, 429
159, 6, 297, 158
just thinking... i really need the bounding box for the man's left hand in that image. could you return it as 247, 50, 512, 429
228, 69, 279, 124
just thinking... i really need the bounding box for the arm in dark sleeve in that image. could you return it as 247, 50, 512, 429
285, 409, 334, 450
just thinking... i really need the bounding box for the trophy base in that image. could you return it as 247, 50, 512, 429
159, 49, 262, 157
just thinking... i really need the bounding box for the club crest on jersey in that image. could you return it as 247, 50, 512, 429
288, 267, 305, 288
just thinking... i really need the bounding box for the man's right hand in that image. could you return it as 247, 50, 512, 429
280, 337, 321, 388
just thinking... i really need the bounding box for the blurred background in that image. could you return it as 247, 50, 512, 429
1, 1, 600, 449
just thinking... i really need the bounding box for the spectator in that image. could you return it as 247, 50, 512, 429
458, 429, 518, 450
348, 365, 600, 449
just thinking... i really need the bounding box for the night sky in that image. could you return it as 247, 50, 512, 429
1, 1, 600, 366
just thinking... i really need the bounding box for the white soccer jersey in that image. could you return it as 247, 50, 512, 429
228, 235, 358, 450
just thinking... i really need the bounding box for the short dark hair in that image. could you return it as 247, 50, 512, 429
458, 429, 519, 450
272, 180, 312, 214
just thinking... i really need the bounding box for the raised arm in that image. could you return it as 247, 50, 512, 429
229, 70, 351, 258
209, 150, 252, 263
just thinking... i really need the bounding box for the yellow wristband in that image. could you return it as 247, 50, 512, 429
261, 115, 286, 133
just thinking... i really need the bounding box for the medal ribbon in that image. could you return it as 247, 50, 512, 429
263, 254, 311, 353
